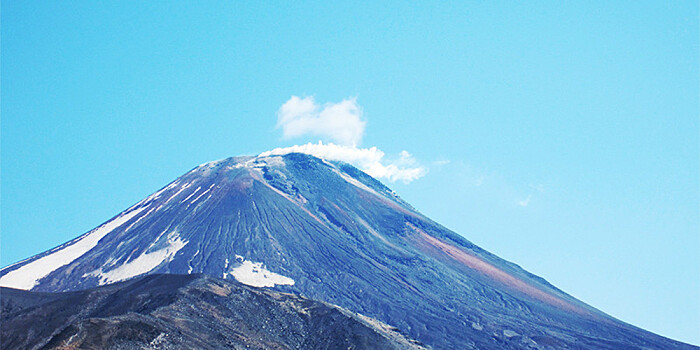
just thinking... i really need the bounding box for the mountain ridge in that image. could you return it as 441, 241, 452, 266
2, 273, 427, 350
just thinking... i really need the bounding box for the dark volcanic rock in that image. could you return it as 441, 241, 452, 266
1, 153, 696, 349
1, 274, 427, 350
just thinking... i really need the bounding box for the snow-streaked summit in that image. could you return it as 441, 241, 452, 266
260, 142, 427, 183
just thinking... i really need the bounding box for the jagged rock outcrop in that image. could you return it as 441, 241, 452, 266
1, 274, 427, 350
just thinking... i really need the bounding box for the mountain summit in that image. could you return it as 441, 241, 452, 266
0, 153, 694, 349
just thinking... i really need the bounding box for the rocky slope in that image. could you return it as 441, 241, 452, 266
1, 153, 695, 349
1, 273, 426, 350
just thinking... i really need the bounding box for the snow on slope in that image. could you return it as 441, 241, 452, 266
84, 231, 188, 285
0, 206, 147, 290
226, 256, 295, 288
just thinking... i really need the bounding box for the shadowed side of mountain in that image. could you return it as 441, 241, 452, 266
1, 274, 427, 350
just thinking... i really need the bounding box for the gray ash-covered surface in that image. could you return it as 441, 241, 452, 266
1, 274, 427, 350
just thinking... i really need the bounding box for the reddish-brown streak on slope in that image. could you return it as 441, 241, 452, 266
407, 223, 590, 316
325, 200, 351, 220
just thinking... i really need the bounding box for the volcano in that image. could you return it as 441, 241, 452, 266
0, 153, 694, 349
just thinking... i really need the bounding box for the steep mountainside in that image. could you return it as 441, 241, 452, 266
1, 274, 425, 349
1, 153, 695, 349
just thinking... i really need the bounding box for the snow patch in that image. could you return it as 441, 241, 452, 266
0, 206, 148, 290
259, 156, 286, 168
85, 231, 187, 285
230, 156, 285, 171
164, 182, 192, 204
222, 258, 230, 278
187, 250, 200, 274
503, 330, 519, 338
190, 184, 214, 203
227, 259, 294, 288
182, 186, 201, 202
123, 206, 157, 232
231, 158, 257, 169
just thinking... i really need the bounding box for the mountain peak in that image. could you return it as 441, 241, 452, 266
0, 152, 412, 291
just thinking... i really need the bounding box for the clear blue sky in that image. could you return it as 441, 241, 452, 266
2, 1, 698, 345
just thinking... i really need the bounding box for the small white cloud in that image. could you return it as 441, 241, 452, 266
277, 96, 366, 147
260, 141, 427, 183
518, 195, 532, 207
433, 159, 451, 167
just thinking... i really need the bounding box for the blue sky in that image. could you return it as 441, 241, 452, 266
2, 1, 698, 345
